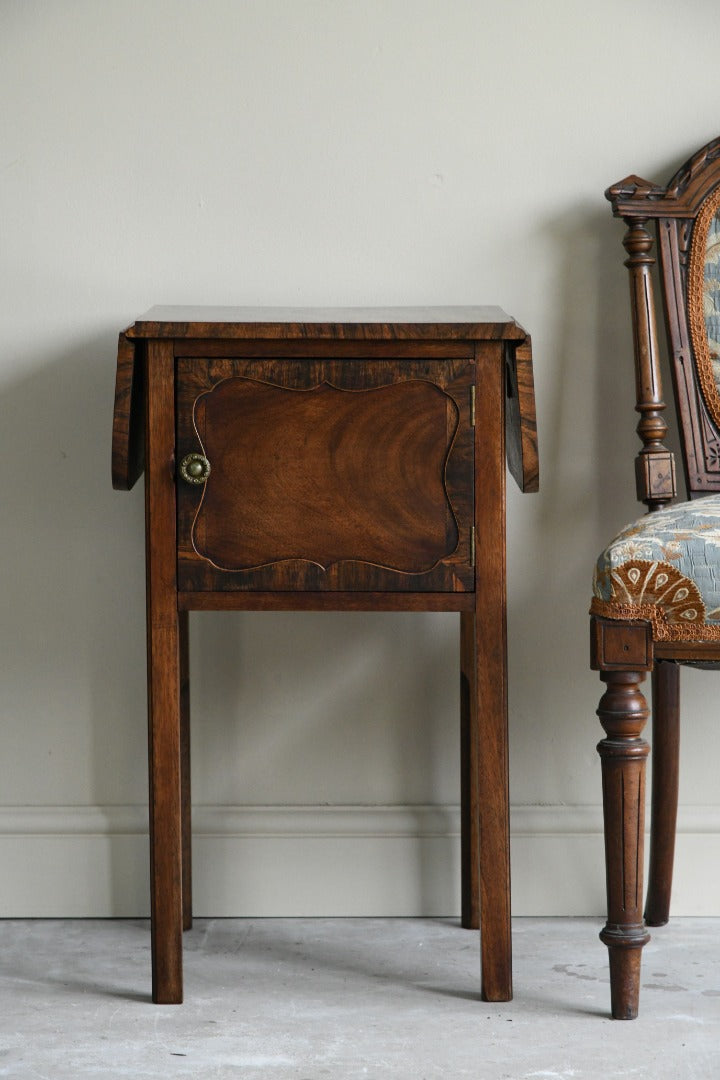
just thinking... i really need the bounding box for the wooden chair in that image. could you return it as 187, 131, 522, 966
592, 137, 720, 1018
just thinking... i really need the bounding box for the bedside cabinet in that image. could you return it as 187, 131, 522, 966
112, 306, 538, 1004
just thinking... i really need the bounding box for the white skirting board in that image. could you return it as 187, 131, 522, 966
0, 804, 718, 917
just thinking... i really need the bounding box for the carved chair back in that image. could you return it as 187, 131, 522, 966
606, 137, 720, 509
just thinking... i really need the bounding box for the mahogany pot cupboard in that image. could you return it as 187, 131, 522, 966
112, 306, 538, 1004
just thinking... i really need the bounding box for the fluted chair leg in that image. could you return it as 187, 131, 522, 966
597, 669, 651, 1020
645, 661, 680, 927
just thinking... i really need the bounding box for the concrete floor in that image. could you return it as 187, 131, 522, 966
0, 918, 718, 1079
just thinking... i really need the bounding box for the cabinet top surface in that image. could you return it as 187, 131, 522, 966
126, 305, 526, 341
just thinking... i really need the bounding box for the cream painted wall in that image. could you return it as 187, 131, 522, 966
2, 0, 720, 917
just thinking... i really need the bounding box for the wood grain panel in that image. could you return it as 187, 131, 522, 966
177, 590, 475, 611
128, 305, 526, 341
112, 333, 145, 490
177, 357, 475, 592
505, 340, 539, 493
175, 340, 473, 359
193, 378, 457, 574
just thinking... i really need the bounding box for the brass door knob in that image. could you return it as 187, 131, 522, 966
179, 453, 211, 485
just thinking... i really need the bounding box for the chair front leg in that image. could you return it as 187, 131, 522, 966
597, 669, 651, 1019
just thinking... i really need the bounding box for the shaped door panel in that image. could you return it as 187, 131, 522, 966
176, 357, 475, 592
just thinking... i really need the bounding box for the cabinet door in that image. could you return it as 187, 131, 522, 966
176, 357, 474, 592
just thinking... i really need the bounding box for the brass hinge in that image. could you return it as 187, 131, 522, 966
470, 525, 475, 567
470, 385, 476, 427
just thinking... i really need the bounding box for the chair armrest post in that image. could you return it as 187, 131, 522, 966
621, 217, 677, 512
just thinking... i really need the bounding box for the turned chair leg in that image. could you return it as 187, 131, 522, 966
597, 669, 651, 1020
644, 661, 680, 927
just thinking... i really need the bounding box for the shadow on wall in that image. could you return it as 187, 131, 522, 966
504, 206, 639, 794
501, 199, 667, 916
0, 330, 462, 914
502, 149, 699, 910
190, 606, 461, 912
191, 608, 458, 804
0, 333, 148, 909
0, 333, 147, 798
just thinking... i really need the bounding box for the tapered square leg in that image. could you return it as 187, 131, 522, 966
145, 341, 183, 1004
147, 615, 183, 1003
645, 661, 680, 927
460, 612, 480, 930
179, 610, 192, 932
472, 600, 512, 1002
473, 342, 512, 1002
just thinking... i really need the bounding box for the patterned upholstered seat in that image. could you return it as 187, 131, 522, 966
592, 495, 720, 641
